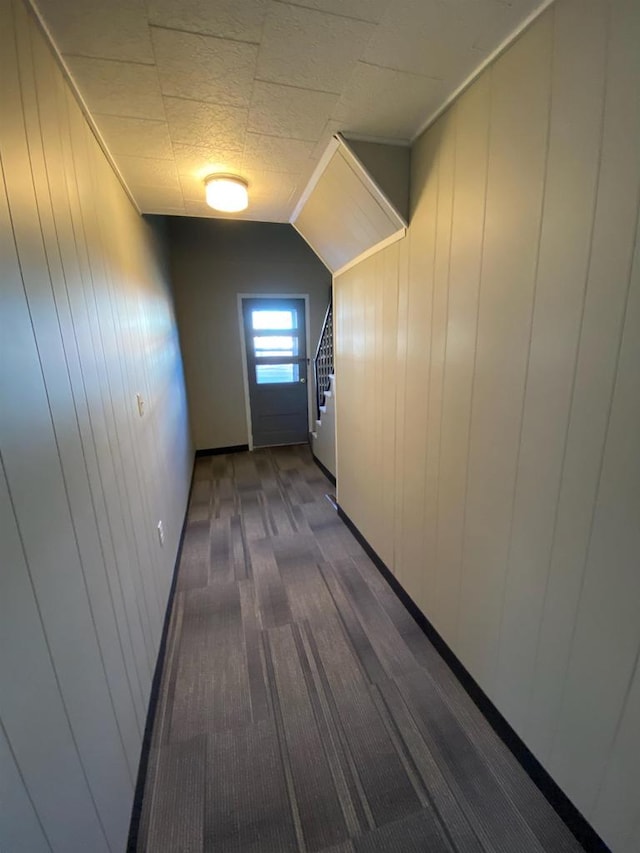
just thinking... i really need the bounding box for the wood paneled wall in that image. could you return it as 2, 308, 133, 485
0, 0, 192, 849
335, 1, 640, 849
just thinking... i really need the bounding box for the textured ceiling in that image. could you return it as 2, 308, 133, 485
35, 0, 543, 222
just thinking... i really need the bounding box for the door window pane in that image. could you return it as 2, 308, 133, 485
253, 335, 298, 357
256, 363, 300, 384
252, 310, 296, 330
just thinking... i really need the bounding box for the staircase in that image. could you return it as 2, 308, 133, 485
311, 299, 336, 479
311, 373, 335, 479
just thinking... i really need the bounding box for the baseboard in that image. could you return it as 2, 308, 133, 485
311, 452, 337, 487
126, 458, 196, 852
336, 504, 611, 853
195, 444, 249, 457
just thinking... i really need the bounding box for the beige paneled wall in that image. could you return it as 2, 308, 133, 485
0, 0, 191, 850
334, 0, 640, 849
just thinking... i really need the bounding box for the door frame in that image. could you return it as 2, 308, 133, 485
237, 293, 312, 450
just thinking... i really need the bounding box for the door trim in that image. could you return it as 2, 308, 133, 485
237, 294, 312, 451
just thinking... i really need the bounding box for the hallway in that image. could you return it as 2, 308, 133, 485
136, 446, 582, 852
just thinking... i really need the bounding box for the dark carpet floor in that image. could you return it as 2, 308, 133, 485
137, 445, 583, 853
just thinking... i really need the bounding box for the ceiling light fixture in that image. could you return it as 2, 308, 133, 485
204, 174, 249, 212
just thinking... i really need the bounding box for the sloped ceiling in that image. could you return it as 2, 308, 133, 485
34, 0, 543, 222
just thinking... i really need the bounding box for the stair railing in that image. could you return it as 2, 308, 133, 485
313, 300, 333, 421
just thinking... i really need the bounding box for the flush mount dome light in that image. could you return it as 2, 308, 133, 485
204, 174, 249, 212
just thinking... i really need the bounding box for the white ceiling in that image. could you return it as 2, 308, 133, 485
35, 0, 543, 222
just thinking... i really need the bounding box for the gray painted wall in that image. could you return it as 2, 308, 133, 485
0, 0, 192, 850
334, 0, 640, 850
166, 217, 331, 450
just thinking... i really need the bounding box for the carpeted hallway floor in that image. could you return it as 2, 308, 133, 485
136, 445, 583, 852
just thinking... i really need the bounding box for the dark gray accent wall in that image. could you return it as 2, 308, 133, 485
165, 217, 331, 450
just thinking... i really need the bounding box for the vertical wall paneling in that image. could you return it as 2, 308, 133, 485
65, 94, 163, 642
85, 100, 171, 679
0, 720, 51, 853
371, 252, 384, 556
456, 13, 552, 691
626, 810, 640, 853
349, 255, 370, 538
55, 72, 157, 680
433, 75, 491, 646
399, 121, 440, 607
421, 112, 455, 616
0, 9, 134, 848
363, 247, 377, 540
0, 199, 110, 853
333, 0, 640, 847
495, 0, 609, 734
0, 0, 192, 848
378, 244, 400, 568
593, 646, 640, 849
530, 0, 640, 798
548, 180, 640, 810
14, 0, 142, 776
335, 252, 361, 536
391, 224, 410, 581
33, 27, 154, 706
31, 12, 150, 727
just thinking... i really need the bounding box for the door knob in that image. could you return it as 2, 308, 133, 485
300, 378, 306, 383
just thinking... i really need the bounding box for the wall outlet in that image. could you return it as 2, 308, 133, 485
157, 520, 164, 547
136, 393, 145, 417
